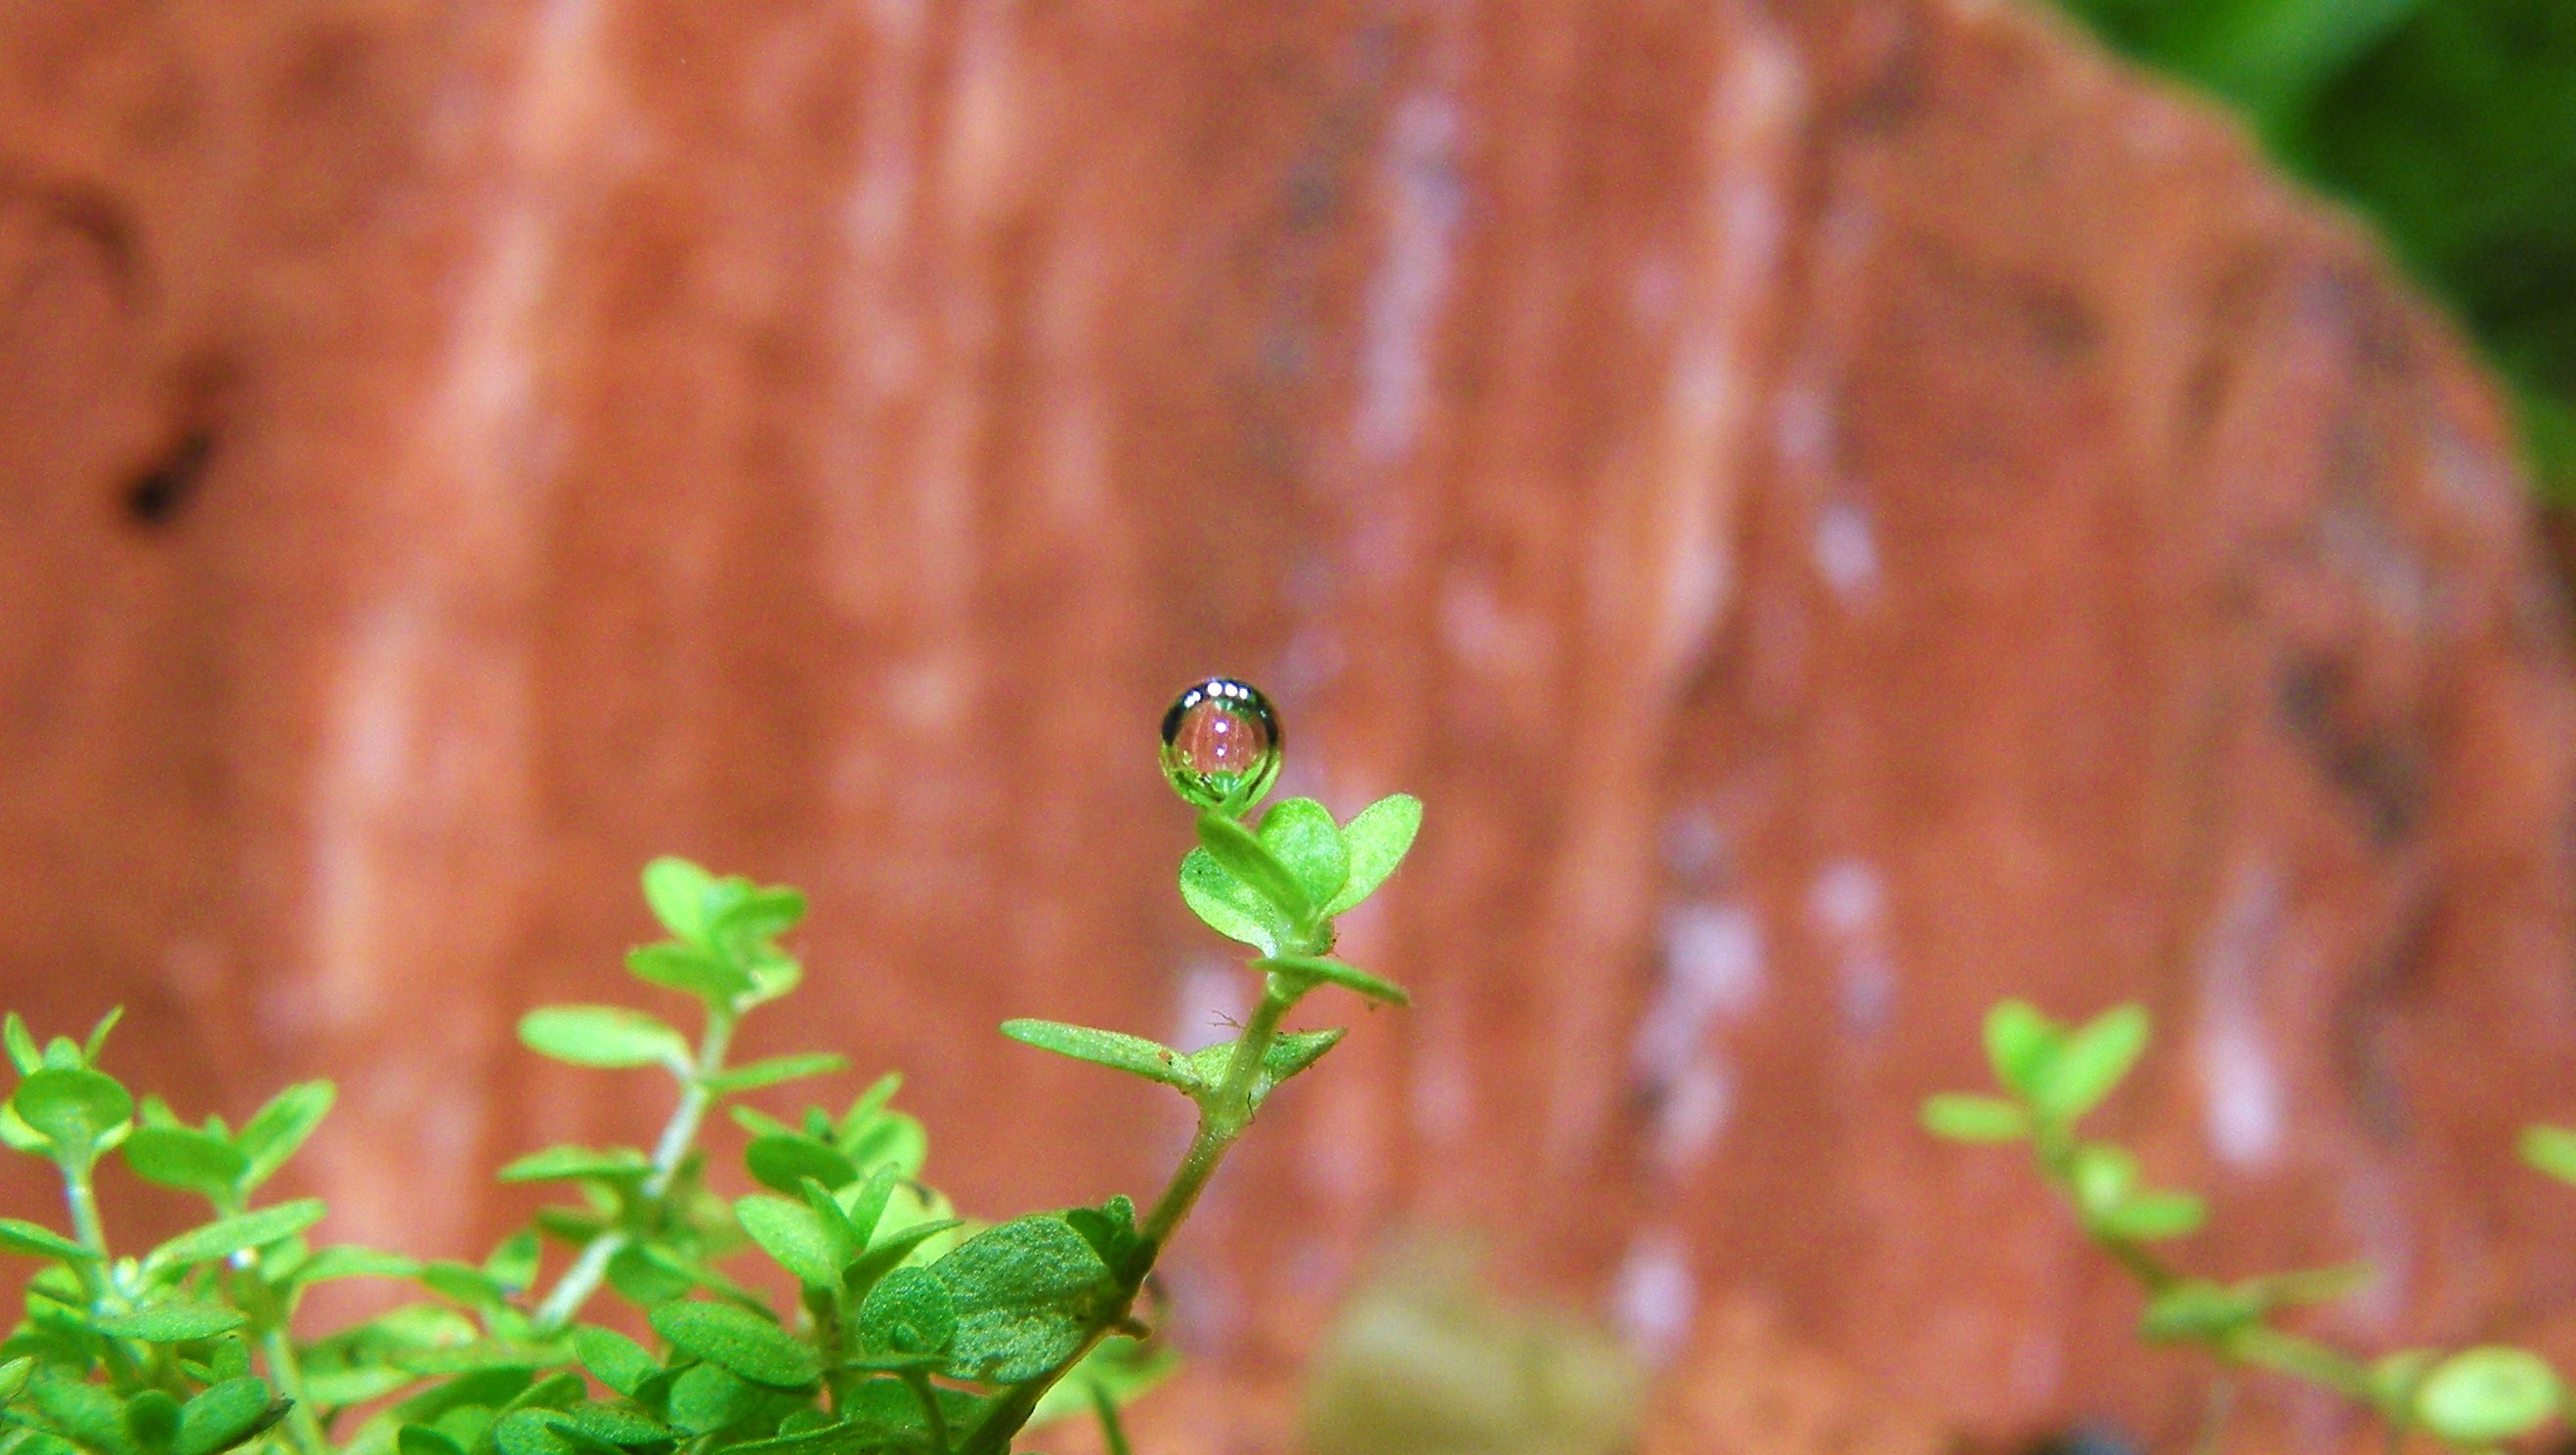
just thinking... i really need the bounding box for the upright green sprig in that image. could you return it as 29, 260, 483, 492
0, 1011, 424, 1455
1925, 1001, 2566, 1452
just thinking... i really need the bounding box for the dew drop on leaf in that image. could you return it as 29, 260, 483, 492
1159, 678, 1282, 811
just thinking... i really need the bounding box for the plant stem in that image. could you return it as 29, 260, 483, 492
264, 1327, 334, 1455
958, 967, 1304, 1455
531, 1011, 736, 1333
1141, 983, 1291, 1247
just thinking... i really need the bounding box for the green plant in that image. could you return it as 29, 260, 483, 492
1925, 1000, 2567, 1452
0, 678, 1421, 1455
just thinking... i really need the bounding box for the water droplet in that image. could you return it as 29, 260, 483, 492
1159, 678, 1282, 811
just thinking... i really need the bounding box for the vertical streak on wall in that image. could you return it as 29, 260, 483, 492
296, 0, 603, 1253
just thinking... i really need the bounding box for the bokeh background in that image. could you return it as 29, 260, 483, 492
5, 1, 2576, 1452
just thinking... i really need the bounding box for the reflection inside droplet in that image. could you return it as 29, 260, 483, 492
1160, 678, 1283, 811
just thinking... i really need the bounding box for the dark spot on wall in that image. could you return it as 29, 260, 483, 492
123, 428, 214, 528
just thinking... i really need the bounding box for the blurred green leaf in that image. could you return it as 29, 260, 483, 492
2035, 1005, 2149, 1120
14, 1068, 133, 1154
1982, 1001, 2060, 1100
147, 1200, 326, 1270
1919, 1093, 2032, 1142
518, 1007, 691, 1071
236, 1083, 332, 1190
122, 1127, 248, 1199
2415, 1346, 2561, 1443
96, 1302, 249, 1343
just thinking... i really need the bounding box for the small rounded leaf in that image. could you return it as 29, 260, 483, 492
2415, 1347, 2561, 1444
13, 1068, 134, 1153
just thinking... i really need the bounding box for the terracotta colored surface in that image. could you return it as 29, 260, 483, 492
4, 0, 2574, 1449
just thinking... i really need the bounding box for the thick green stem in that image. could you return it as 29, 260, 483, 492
532, 1011, 736, 1333
1141, 984, 1291, 1247
263, 1328, 334, 1455
960, 966, 1306, 1455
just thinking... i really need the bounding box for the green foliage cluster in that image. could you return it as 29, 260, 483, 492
1928, 1000, 2576, 1449
0, 690, 1421, 1455
2042, 0, 2576, 496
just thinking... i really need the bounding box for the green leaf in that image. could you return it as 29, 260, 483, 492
746, 1135, 856, 1194
665, 1363, 759, 1435
709, 888, 807, 953
1256, 798, 1349, 911
83, 1009, 123, 1063
2035, 1005, 2150, 1120
568, 1326, 660, 1398
485, 1231, 540, 1294
236, 1083, 333, 1190
2520, 1125, 2576, 1186
1000, 1021, 1199, 1092
496, 1145, 652, 1184
122, 1128, 249, 1199
13, 1067, 133, 1153
2069, 1143, 2138, 1219
517, 1007, 691, 1071
735, 1195, 845, 1286
147, 1200, 327, 1270
1196, 814, 1314, 925
702, 1054, 847, 1094
124, 1390, 182, 1454
1982, 1000, 2060, 1098
0, 1219, 102, 1264
2140, 1281, 2260, 1343
1256, 955, 1410, 1006
0, 1354, 31, 1402
491, 1409, 577, 1455
2415, 1347, 2562, 1444
648, 1302, 820, 1389
2094, 1191, 2206, 1241
929, 1215, 1122, 1384
1323, 793, 1421, 916
174, 1380, 279, 1455
853, 1265, 956, 1356
1919, 1093, 2032, 1142
641, 858, 718, 943
625, 944, 751, 1005
557, 1401, 680, 1446
29, 1372, 127, 1449
1178, 849, 1283, 956
3, 1015, 38, 1075
96, 1302, 249, 1342
397, 1427, 466, 1455
1181, 1028, 1347, 1110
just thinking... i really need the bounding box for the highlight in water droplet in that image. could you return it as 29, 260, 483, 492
1160, 678, 1283, 812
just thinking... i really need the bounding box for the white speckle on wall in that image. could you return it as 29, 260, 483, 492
2194, 860, 2288, 1169
2202, 998, 2284, 1168
1652, 1054, 1735, 1173
1813, 496, 1880, 598
1632, 902, 1765, 1084
1610, 1229, 1698, 1364
1353, 90, 1465, 465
